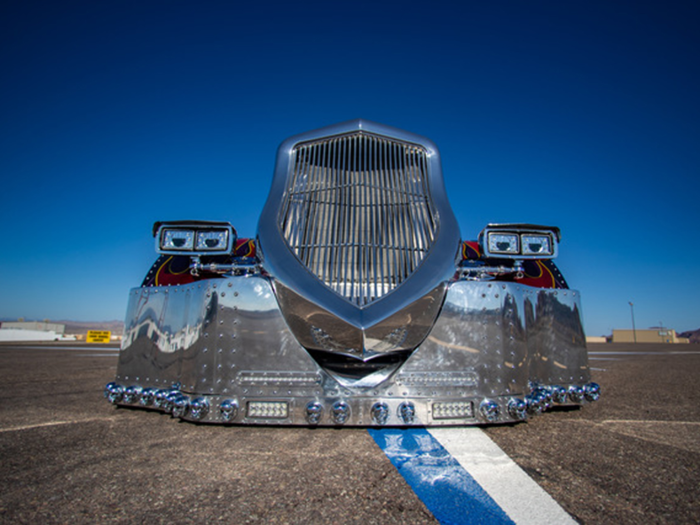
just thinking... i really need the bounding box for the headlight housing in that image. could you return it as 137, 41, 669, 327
154, 221, 236, 256
479, 224, 560, 259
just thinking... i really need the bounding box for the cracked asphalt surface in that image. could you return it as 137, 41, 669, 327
0, 342, 698, 524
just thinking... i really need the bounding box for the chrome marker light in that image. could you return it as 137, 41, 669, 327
507, 398, 528, 421
583, 383, 601, 402
371, 402, 390, 425
331, 401, 350, 424
305, 402, 323, 425
171, 395, 190, 419
154, 389, 170, 409
568, 385, 584, 403
533, 387, 553, 410
104, 383, 123, 404
479, 399, 500, 422
219, 399, 238, 422
139, 388, 156, 407
525, 393, 544, 415
398, 402, 416, 424
549, 385, 568, 404
123, 386, 142, 404
190, 397, 210, 420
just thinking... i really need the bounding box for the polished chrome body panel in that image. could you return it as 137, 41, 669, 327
114, 275, 591, 426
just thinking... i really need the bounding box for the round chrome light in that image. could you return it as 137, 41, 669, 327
398, 402, 416, 425
371, 402, 389, 426
104, 383, 123, 404
331, 401, 350, 425
479, 399, 500, 422
171, 394, 190, 419
583, 382, 601, 402
525, 393, 544, 415
139, 388, 156, 407
219, 399, 238, 422
568, 385, 584, 403
533, 387, 553, 410
154, 389, 173, 411
507, 398, 527, 421
189, 397, 209, 420
550, 385, 568, 404
305, 402, 323, 425
123, 386, 142, 404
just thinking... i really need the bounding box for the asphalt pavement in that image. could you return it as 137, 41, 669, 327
0, 342, 698, 524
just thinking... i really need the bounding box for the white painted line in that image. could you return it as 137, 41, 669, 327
429, 427, 576, 525
0, 417, 118, 433
0, 345, 120, 352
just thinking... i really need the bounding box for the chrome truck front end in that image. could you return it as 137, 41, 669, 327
106, 119, 599, 426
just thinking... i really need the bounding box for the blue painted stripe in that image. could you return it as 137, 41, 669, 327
369, 428, 515, 525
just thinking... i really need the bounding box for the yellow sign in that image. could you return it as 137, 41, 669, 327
87, 330, 112, 343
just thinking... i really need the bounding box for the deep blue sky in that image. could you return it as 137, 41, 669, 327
1, 1, 698, 337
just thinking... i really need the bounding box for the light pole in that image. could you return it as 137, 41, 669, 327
629, 302, 637, 343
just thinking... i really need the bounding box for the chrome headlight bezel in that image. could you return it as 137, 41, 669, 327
479, 224, 560, 259
154, 221, 236, 256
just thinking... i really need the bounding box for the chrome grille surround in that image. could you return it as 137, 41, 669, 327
279, 132, 438, 307
258, 119, 461, 352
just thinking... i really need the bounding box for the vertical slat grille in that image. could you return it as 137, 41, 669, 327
279, 132, 438, 306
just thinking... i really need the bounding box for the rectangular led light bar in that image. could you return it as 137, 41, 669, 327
154, 221, 236, 256
479, 224, 560, 259
432, 400, 474, 419
247, 401, 289, 419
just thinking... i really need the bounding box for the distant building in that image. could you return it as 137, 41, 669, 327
0, 321, 65, 334
0, 321, 73, 342
586, 336, 608, 343
612, 329, 689, 344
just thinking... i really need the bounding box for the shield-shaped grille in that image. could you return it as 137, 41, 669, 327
278, 132, 438, 307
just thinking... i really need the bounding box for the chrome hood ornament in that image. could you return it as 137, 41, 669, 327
257, 119, 461, 363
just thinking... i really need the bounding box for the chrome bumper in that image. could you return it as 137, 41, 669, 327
106, 274, 599, 426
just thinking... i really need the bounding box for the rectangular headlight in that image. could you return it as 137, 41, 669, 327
487, 233, 519, 255
161, 229, 195, 251
196, 230, 229, 251
154, 221, 236, 255
521, 234, 553, 256
479, 224, 560, 259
